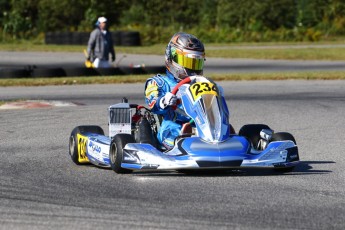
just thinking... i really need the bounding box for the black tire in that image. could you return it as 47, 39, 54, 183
0, 68, 31, 79
60, 32, 73, 45
31, 68, 66, 78
238, 124, 271, 149
119, 66, 145, 75
96, 67, 124, 76
53, 32, 64, 45
143, 66, 166, 74
112, 31, 122, 46
121, 31, 141, 46
45, 32, 54, 44
271, 132, 296, 144
80, 32, 90, 45
64, 67, 99, 77
109, 134, 136, 174
46, 32, 60, 44
271, 132, 298, 172
71, 32, 82, 45
69, 125, 104, 165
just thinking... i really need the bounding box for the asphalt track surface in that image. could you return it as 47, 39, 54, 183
2, 51, 345, 73
1, 80, 345, 229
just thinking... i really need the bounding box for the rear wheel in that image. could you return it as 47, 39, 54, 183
238, 124, 271, 149
69, 125, 104, 165
109, 134, 136, 174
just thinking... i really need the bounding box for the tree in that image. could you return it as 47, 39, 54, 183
255, 0, 297, 30
2, 0, 39, 38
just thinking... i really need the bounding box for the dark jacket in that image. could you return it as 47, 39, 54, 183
87, 28, 115, 61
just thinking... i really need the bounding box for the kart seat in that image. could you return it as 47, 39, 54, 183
136, 117, 159, 148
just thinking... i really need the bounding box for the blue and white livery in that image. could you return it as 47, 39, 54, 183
69, 76, 299, 173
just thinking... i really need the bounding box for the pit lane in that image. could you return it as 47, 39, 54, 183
0, 81, 344, 229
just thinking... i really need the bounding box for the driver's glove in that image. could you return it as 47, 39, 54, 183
159, 92, 177, 109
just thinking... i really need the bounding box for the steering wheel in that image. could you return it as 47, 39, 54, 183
170, 77, 194, 125
169, 77, 192, 111
171, 77, 192, 95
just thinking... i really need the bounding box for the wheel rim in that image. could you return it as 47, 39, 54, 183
110, 143, 117, 164
69, 136, 75, 156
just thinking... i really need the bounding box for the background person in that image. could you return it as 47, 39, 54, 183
86, 16, 115, 68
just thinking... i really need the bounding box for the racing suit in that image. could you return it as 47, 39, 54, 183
144, 71, 190, 149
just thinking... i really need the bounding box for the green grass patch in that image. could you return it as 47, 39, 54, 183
0, 75, 150, 87
2, 42, 345, 60
1, 71, 344, 87
206, 47, 345, 60
0, 43, 165, 54
210, 71, 345, 81
0, 99, 25, 105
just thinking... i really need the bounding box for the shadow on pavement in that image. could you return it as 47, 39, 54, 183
131, 160, 334, 177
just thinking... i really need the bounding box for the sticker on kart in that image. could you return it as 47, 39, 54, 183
189, 82, 218, 101
77, 134, 89, 163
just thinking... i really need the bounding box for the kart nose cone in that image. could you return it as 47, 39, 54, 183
180, 136, 249, 168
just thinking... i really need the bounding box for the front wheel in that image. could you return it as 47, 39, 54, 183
69, 125, 104, 165
238, 124, 271, 149
271, 132, 299, 172
109, 134, 136, 174
271, 132, 296, 144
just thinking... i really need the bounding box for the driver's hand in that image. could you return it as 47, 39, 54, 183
159, 92, 177, 109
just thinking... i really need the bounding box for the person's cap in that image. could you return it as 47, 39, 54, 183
98, 17, 107, 23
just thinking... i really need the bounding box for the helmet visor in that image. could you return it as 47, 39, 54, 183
174, 53, 204, 71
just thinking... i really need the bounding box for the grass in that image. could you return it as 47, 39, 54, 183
206, 47, 345, 60
0, 99, 24, 106
1, 71, 344, 87
210, 71, 345, 80
2, 41, 345, 60
0, 75, 149, 87
0, 43, 165, 54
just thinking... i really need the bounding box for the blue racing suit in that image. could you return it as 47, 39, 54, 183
144, 71, 190, 149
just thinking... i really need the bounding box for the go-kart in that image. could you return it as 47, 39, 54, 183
69, 76, 299, 174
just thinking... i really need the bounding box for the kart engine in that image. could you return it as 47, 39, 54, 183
108, 98, 159, 147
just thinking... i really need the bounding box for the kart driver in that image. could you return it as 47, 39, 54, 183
144, 32, 206, 149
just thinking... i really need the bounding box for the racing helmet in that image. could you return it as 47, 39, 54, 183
165, 32, 205, 81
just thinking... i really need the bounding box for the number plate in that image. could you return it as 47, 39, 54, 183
189, 82, 218, 101
77, 134, 90, 163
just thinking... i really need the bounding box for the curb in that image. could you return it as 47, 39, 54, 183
0, 100, 79, 110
